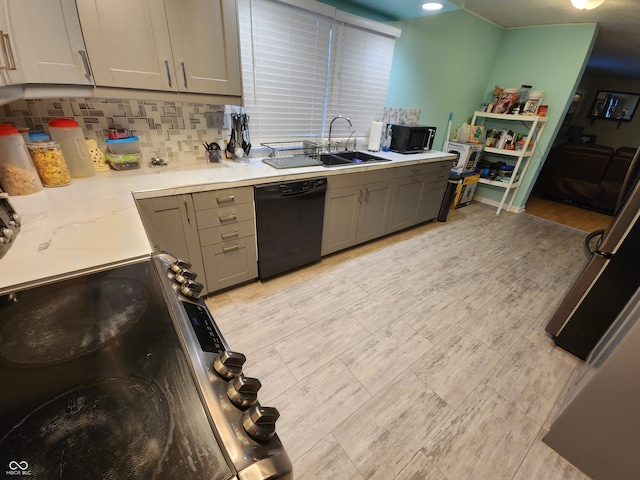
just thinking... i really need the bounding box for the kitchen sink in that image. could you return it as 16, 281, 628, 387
319, 151, 391, 167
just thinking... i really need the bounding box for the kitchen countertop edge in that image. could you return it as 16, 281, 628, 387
1, 150, 455, 292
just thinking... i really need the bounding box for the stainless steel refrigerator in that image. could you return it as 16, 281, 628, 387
543, 284, 640, 480
545, 146, 640, 359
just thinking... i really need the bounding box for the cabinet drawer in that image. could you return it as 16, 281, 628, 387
193, 187, 254, 211
395, 161, 449, 179
196, 202, 255, 230
199, 219, 255, 247
150, 195, 180, 212
202, 236, 258, 292
328, 170, 391, 190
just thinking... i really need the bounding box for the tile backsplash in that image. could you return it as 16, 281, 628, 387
383, 107, 421, 126
0, 99, 423, 164
0, 97, 241, 164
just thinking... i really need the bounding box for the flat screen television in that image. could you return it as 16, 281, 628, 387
589, 90, 640, 122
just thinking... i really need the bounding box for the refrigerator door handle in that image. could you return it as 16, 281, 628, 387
584, 229, 606, 258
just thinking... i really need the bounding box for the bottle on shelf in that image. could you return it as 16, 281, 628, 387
514, 84, 532, 114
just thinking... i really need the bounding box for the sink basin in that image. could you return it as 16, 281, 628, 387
319, 151, 391, 167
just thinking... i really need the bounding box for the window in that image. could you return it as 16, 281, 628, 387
238, 0, 398, 145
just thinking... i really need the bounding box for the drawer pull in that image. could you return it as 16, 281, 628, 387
411, 168, 421, 175
219, 214, 238, 223
222, 244, 241, 253
217, 195, 235, 205
221, 231, 239, 240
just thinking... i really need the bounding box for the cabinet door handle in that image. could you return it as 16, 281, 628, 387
357, 188, 362, 203
221, 231, 239, 240
216, 195, 235, 205
0, 31, 8, 70
165, 60, 172, 87
184, 200, 191, 223
219, 213, 237, 223
222, 244, 240, 253
3, 33, 16, 70
181, 61, 187, 88
78, 50, 93, 80
364, 187, 369, 202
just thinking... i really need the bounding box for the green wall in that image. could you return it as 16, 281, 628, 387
387, 12, 598, 211
386, 11, 503, 151
479, 24, 598, 208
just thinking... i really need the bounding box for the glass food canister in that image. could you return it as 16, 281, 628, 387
0, 124, 43, 196
27, 140, 72, 187
48, 118, 95, 178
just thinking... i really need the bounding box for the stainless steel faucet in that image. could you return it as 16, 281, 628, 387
327, 115, 352, 152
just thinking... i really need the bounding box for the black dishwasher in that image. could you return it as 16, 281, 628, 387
255, 178, 327, 279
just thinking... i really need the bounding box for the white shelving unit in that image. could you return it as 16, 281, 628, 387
471, 111, 548, 214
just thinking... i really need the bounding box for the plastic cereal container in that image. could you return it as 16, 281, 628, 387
27, 140, 72, 187
0, 124, 43, 195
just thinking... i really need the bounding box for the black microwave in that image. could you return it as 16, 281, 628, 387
389, 124, 436, 154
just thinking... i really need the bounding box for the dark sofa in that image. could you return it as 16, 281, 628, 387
535, 143, 640, 215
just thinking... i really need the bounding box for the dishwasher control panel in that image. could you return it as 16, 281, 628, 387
259, 178, 326, 195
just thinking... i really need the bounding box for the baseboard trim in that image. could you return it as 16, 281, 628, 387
472, 194, 526, 213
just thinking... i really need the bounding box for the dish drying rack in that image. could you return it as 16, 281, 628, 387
261, 140, 323, 169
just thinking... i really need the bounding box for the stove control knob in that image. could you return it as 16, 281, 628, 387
174, 268, 197, 284
179, 279, 204, 299
170, 259, 192, 274
10, 214, 20, 227
242, 405, 280, 442
227, 375, 261, 410
1, 228, 14, 243
213, 351, 246, 380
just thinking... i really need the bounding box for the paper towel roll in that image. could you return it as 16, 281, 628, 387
368, 121, 383, 151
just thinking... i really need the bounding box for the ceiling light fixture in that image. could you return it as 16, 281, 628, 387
570, 0, 605, 10
422, 2, 444, 11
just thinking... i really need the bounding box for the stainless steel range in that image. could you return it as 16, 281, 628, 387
0, 252, 291, 479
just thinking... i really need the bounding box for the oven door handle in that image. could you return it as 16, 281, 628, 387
584, 229, 606, 258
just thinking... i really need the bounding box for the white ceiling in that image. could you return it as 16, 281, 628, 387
339, 0, 640, 78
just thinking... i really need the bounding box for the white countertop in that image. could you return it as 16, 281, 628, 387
0, 150, 454, 292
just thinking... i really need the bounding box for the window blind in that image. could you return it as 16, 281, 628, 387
238, 0, 397, 145
238, 0, 332, 143
326, 22, 395, 139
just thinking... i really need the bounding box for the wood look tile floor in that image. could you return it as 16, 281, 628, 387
205, 202, 593, 479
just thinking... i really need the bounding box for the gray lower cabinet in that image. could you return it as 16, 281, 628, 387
136, 186, 257, 294
386, 162, 450, 234
137, 163, 449, 289
322, 171, 392, 256
136, 194, 208, 292
193, 187, 258, 292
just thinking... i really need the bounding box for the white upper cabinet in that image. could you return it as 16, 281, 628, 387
76, 0, 242, 97
0, 0, 23, 86
5, 0, 93, 85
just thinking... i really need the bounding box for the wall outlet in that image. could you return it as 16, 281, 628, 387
205, 111, 225, 129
